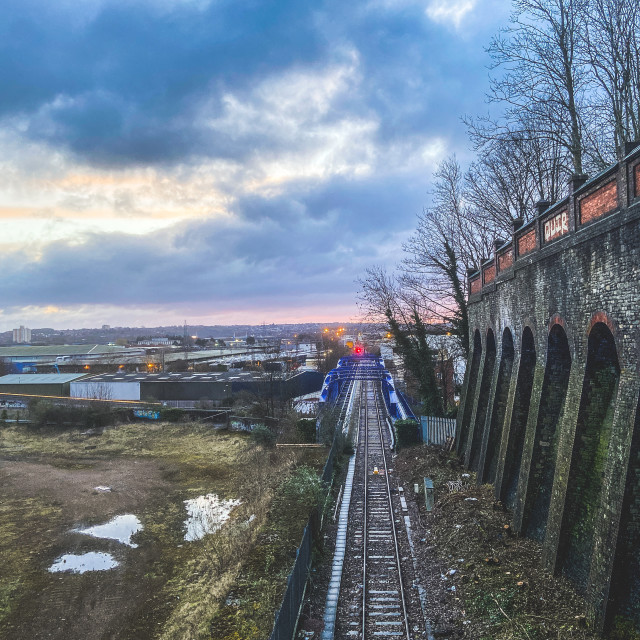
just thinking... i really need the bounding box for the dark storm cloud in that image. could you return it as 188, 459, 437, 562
1, 0, 512, 323
0, 168, 424, 310
1, 0, 495, 166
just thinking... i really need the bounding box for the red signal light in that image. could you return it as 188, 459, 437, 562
354, 346, 363, 355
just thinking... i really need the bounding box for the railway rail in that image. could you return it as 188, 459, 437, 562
331, 366, 426, 639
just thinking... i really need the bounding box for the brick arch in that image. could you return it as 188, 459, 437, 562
501, 325, 537, 511
586, 311, 624, 368
587, 310, 618, 338
522, 321, 572, 543
558, 320, 620, 593
516, 317, 537, 351
548, 312, 578, 363
458, 329, 483, 457
470, 327, 497, 472
482, 327, 515, 483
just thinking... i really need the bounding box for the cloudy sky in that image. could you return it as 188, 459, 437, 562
0, 0, 510, 330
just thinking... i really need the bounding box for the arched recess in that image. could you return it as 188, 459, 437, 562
470, 328, 496, 472
501, 326, 536, 510
459, 330, 482, 456
482, 328, 515, 484
558, 321, 620, 593
605, 393, 640, 633
522, 323, 572, 542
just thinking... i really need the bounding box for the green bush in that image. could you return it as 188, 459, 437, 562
250, 424, 276, 448
296, 418, 316, 443
27, 399, 118, 430
159, 407, 184, 422
271, 466, 323, 538
395, 419, 420, 449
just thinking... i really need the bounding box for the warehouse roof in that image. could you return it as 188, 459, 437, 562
0, 374, 88, 384
76, 371, 272, 383
0, 345, 129, 357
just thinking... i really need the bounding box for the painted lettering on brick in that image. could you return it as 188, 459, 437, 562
544, 210, 568, 243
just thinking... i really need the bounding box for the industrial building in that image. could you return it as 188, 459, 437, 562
0, 344, 145, 372
71, 369, 323, 403
0, 373, 88, 397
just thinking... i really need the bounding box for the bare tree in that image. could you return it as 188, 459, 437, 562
584, 0, 640, 161
487, 0, 590, 174
465, 115, 569, 225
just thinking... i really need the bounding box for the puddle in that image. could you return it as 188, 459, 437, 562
74, 514, 142, 547
48, 552, 119, 574
184, 494, 241, 541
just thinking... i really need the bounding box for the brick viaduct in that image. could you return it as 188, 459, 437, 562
457, 143, 640, 634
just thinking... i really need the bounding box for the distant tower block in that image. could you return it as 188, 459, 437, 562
12, 326, 31, 344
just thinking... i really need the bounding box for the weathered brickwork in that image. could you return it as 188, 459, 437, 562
635, 162, 640, 198
457, 146, 640, 634
579, 179, 617, 225
483, 264, 496, 285
522, 324, 571, 543
498, 248, 513, 271
517, 228, 536, 255
481, 329, 514, 484
470, 275, 481, 295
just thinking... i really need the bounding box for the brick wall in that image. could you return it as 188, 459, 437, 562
483, 264, 496, 285
517, 228, 536, 256
458, 195, 640, 632
580, 180, 618, 225
635, 163, 640, 198
498, 248, 513, 271
470, 276, 481, 295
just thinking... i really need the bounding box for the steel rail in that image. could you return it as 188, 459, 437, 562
361, 379, 369, 637
373, 381, 411, 639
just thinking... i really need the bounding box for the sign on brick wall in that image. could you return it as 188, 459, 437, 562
543, 210, 569, 243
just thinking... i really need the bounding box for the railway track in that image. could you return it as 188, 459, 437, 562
333, 375, 426, 639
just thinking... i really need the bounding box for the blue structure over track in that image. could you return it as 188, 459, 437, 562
319, 353, 417, 422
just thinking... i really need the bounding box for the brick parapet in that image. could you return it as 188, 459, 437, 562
469, 146, 640, 299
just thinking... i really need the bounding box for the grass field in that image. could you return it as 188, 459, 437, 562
0, 421, 325, 640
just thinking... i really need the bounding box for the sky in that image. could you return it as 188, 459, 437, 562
0, 0, 511, 331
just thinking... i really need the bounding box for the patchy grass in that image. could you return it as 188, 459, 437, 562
0, 422, 327, 640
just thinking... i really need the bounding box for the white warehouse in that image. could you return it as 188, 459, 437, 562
71, 376, 141, 401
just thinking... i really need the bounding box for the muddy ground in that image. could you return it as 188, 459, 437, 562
1, 457, 174, 640
0, 422, 322, 640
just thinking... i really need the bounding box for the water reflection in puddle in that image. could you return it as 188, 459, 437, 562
49, 552, 119, 574
74, 514, 142, 547
184, 494, 241, 541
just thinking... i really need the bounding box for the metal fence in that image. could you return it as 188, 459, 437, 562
269, 420, 340, 640
420, 415, 456, 445
269, 524, 312, 640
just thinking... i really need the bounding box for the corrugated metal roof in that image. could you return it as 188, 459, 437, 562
0, 373, 88, 384
0, 345, 128, 357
